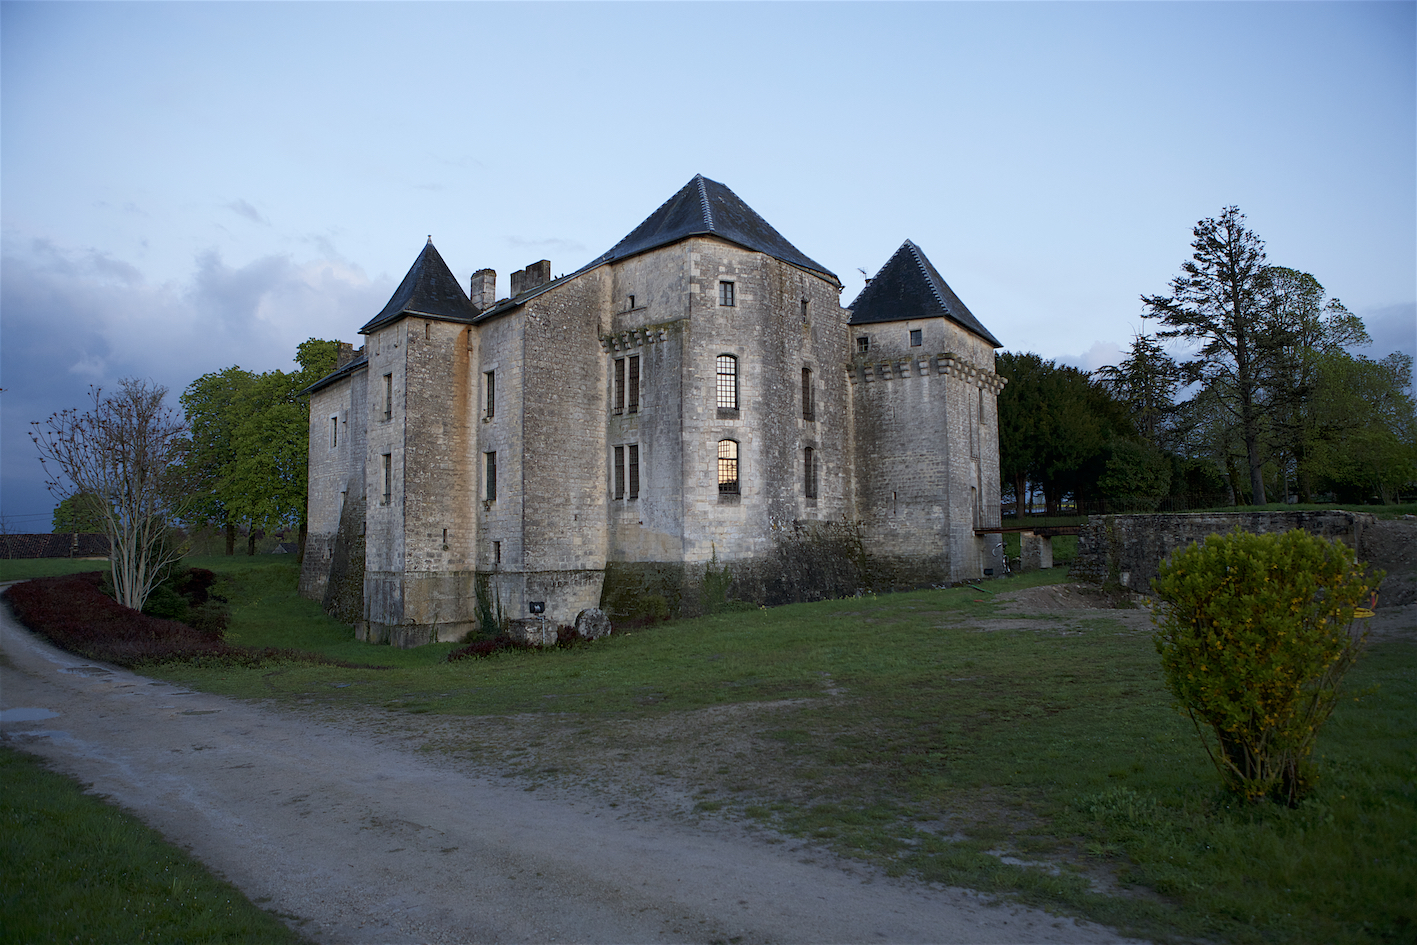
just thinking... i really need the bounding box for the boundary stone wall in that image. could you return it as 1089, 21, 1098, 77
1073, 511, 1377, 590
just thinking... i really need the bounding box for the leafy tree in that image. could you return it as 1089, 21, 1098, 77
31, 379, 191, 611
1096, 438, 1172, 511
51, 492, 110, 533
1306, 351, 1417, 504
998, 352, 1132, 515
1143, 207, 1283, 505
180, 366, 257, 554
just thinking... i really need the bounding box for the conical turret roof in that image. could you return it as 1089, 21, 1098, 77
361, 239, 477, 333
848, 240, 1001, 348
580, 175, 838, 285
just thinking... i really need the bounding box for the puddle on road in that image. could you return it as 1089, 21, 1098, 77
1, 707, 60, 722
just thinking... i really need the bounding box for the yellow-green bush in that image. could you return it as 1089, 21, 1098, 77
1150, 529, 1378, 805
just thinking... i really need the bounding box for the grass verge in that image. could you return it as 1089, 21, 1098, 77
0, 745, 307, 944
19, 556, 1416, 944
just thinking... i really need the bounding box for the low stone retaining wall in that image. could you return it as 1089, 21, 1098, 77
1073, 511, 1377, 591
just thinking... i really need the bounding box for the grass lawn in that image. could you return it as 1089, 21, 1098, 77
0, 558, 113, 582
0, 746, 308, 944
115, 555, 1416, 945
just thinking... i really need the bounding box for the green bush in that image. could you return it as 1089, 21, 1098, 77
1150, 529, 1379, 805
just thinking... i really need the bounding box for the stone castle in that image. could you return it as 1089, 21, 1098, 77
299, 175, 1006, 645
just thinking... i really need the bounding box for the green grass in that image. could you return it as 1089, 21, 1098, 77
0, 745, 308, 944
26, 555, 1417, 944
0, 558, 112, 582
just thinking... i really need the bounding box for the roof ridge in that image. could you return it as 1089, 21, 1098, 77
905, 240, 950, 314
696, 174, 715, 232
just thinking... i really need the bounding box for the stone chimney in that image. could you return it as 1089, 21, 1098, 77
509, 260, 551, 297
335, 341, 356, 368
469, 269, 496, 313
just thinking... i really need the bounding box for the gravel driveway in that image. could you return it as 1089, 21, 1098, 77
1, 606, 1146, 944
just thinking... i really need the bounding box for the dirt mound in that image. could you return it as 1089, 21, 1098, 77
996, 583, 1145, 612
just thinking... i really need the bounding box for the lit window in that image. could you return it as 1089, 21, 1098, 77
485, 451, 497, 501
629, 445, 640, 499
856, 336, 870, 354
716, 355, 738, 410
801, 367, 814, 421
628, 356, 640, 414
719, 281, 735, 307
717, 440, 739, 494
485, 371, 495, 419
614, 358, 625, 415
614, 446, 625, 499
910, 329, 922, 347
804, 447, 817, 499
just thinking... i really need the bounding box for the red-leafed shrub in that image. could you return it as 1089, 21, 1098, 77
3, 572, 382, 670
445, 636, 536, 662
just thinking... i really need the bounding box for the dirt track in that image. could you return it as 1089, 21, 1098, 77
0, 606, 1145, 945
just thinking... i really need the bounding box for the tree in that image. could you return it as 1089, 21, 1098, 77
180, 366, 257, 554
51, 492, 111, 533
30, 379, 191, 611
1094, 332, 1182, 449
998, 352, 1132, 515
1306, 351, 1417, 504
1143, 207, 1281, 505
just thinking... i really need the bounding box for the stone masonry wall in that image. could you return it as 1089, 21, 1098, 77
1073, 511, 1379, 590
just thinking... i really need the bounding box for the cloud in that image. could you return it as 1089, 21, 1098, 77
1, 241, 393, 522
226, 198, 269, 225
1057, 340, 1127, 375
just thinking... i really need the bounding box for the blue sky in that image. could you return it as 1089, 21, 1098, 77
3, 1, 1413, 529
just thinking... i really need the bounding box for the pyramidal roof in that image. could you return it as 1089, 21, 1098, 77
361, 239, 477, 334
847, 240, 1001, 348
580, 175, 839, 285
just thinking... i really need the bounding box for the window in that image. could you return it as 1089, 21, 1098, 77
856, 336, 870, 354
614, 358, 625, 415
801, 298, 809, 321
629, 445, 640, 499
493, 540, 501, 564
382, 453, 392, 505
628, 356, 640, 414
719, 281, 735, 307
383, 373, 393, 420
910, 329, 922, 347
801, 367, 814, 421
485, 451, 497, 501
716, 355, 738, 410
485, 371, 495, 419
628, 294, 636, 309
330, 416, 338, 449
717, 440, 739, 494
804, 447, 817, 499
614, 446, 625, 499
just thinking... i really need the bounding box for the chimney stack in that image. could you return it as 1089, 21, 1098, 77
469, 269, 496, 313
335, 341, 356, 368
509, 259, 551, 297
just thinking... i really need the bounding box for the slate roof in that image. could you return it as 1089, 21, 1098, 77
360, 239, 478, 334
1, 533, 110, 559
847, 240, 1002, 348
579, 175, 839, 286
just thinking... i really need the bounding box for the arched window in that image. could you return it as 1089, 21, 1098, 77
717, 440, 739, 494
804, 447, 817, 498
716, 355, 738, 410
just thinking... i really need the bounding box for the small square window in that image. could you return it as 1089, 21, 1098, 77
856, 336, 870, 354
910, 329, 922, 347
719, 281, 735, 307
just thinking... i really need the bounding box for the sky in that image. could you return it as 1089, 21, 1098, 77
3, 1, 1414, 530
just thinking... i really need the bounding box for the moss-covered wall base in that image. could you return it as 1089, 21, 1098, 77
321, 492, 366, 626
602, 521, 957, 620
